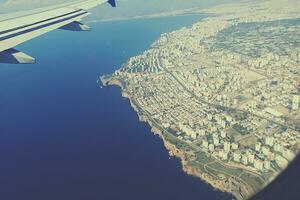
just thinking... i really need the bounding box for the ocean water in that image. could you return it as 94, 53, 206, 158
0, 15, 232, 200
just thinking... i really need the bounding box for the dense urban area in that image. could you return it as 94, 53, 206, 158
101, 0, 300, 199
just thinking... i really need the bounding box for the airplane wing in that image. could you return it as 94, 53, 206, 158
0, 0, 116, 64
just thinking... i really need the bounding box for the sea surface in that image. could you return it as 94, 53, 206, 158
0, 15, 232, 200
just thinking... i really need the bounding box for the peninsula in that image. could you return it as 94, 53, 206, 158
101, 0, 300, 199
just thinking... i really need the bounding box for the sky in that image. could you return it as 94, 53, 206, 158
0, 0, 236, 20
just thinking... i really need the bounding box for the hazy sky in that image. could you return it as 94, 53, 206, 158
0, 0, 236, 19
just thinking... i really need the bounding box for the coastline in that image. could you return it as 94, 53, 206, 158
86, 13, 206, 24
85, 8, 209, 24
101, 76, 240, 200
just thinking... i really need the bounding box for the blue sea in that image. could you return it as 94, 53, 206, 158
0, 15, 232, 200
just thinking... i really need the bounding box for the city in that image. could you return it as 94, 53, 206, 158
101, 0, 300, 199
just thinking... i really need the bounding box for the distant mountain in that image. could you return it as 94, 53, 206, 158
90, 0, 236, 21
0, 0, 236, 19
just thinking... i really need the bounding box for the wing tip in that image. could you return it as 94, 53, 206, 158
108, 0, 116, 7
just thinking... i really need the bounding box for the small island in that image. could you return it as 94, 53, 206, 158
101, 1, 300, 199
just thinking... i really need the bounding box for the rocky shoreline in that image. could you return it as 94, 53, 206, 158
101, 76, 243, 200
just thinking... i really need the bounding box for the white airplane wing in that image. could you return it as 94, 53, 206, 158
0, 0, 116, 64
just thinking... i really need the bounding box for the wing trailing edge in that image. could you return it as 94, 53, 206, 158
60, 21, 91, 31
0, 49, 36, 64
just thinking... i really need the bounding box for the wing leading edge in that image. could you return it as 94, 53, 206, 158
0, 0, 116, 64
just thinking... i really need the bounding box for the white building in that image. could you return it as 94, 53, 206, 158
292, 95, 299, 110
213, 136, 220, 146
283, 149, 295, 161
209, 144, 215, 152
199, 130, 206, 136
247, 153, 255, 164
242, 155, 248, 165
219, 150, 228, 160
231, 143, 239, 150
224, 141, 231, 153
255, 142, 261, 151
191, 132, 197, 140
262, 146, 270, 156
275, 155, 288, 169
265, 136, 274, 147
254, 159, 263, 171
264, 161, 271, 170
221, 131, 227, 138
202, 140, 209, 149
233, 152, 241, 162
273, 143, 283, 152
